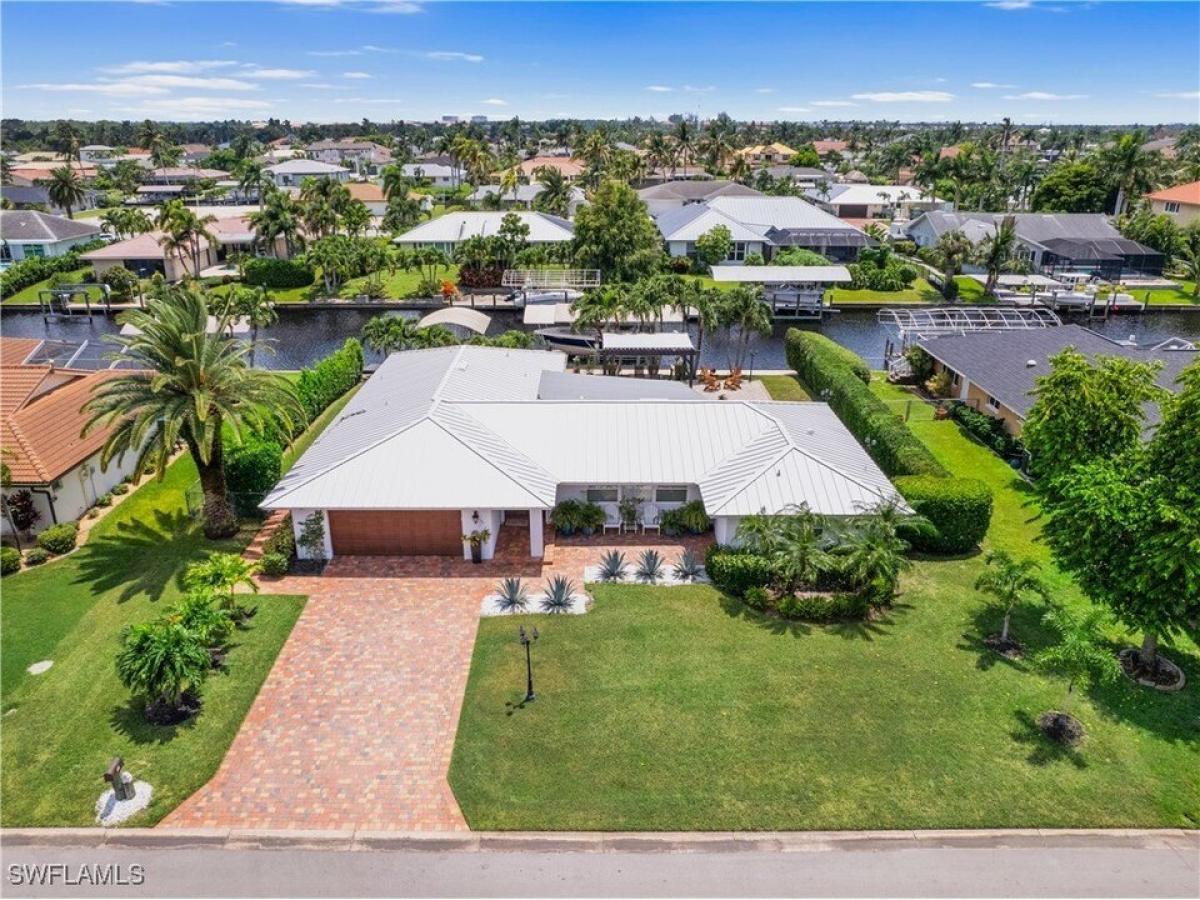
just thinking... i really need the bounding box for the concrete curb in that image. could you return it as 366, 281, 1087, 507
2, 828, 1194, 853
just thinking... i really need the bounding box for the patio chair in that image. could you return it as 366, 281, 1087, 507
642, 503, 661, 533
723, 367, 743, 391
702, 368, 721, 392
602, 505, 622, 534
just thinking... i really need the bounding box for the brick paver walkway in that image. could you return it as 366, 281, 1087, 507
163, 523, 711, 832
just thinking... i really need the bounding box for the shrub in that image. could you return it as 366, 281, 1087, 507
6, 490, 41, 534
785, 330, 945, 478
667, 256, 692, 274
243, 257, 315, 290
895, 475, 993, 555
1, 546, 21, 576
95, 493, 113, 507
295, 338, 364, 424
777, 591, 869, 622
950, 404, 1024, 457
100, 265, 140, 302
705, 547, 774, 597
905, 346, 936, 383
24, 547, 51, 566
37, 522, 78, 556
925, 370, 953, 398
258, 552, 289, 577
263, 514, 295, 559
225, 436, 282, 518
110, 482, 130, 496
0, 241, 104, 298
743, 586, 771, 610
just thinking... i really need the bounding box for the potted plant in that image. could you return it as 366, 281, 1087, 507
549, 500, 580, 536
579, 502, 606, 536
618, 495, 643, 531
462, 528, 491, 564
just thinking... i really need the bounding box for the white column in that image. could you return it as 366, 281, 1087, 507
529, 509, 545, 559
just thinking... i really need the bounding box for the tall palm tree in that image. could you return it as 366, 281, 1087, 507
672, 119, 695, 172
931, 229, 973, 301
532, 166, 571, 217
219, 284, 277, 365
83, 288, 303, 538
976, 214, 1018, 296
249, 189, 304, 257
716, 284, 772, 369
236, 159, 272, 209
380, 164, 412, 203
340, 200, 372, 238
1103, 131, 1157, 216
46, 166, 87, 218
974, 550, 1050, 646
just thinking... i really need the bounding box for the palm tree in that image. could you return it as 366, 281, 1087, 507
249, 189, 304, 257
361, 314, 426, 353
974, 550, 1049, 646
380, 164, 412, 203
931, 229, 972, 301
135, 119, 161, 152
771, 506, 834, 592
46, 166, 86, 218
382, 195, 423, 235
149, 134, 182, 175
839, 508, 913, 604
340, 200, 372, 239
672, 119, 695, 172
643, 132, 672, 176
116, 621, 211, 721
219, 284, 277, 365
1103, 131, 1156, 216
305, 235, 354, 294
1034, 605, 1121, 742
532, 166, 571, 217
976, 214, 1018, 296
499, 164, 521, 203
184, 551, 260, 613
83, 288, 304, 538
236, 159, 272, 209
716, 284, 772, 369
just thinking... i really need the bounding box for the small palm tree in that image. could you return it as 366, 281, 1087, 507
46, 166, 87, 218
976, 215, 1018, 296
1034, 605, 1122, 744
168, 591, 234, 651
220, 285, 277, 366
839, 512, 912, 604
494, 577, 530, 614
974, 550, 1050, 646
772, 508, 835, 592
116, 621, 211, 722
184, 552, 260, 612
532, 167, 571, 217
236, 159, 272, 209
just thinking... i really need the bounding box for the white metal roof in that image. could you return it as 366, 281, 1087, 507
816, 184, 938, 206
653, 205, 765, 243
265, 346, 902, 517
394, 211, 574, 245
601, 332, 695, 351
966, 273, 1065, 288
416, 307, 493, 334
706, 196, 863, 233
710, 265, 852, 284
266, 159, 349, 175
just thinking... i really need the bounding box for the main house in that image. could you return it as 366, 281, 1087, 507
0, 211, 102, 265
654, 196, 872, 264
262, 346, 901, 560
905, 211, 1164, 278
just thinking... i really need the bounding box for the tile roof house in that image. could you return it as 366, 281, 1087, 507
736, 143, 796, 165
1145, 181, 1200, 227
0, 338, 141, 536
517, 156, 586, 181
0, 211, 102, 264
654, 196, 872, 264
394, 211, 574, 252
906, 211, 1164, 277
916, 324, 1197, 435
263, 346, 901, 559
81, 231, 218, 281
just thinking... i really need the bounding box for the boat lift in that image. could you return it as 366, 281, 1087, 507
36, 283, 112, 322
501, 268, 601, 291
709, 265, 852, 320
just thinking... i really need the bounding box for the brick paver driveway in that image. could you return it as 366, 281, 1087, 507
163, 573, 488, 832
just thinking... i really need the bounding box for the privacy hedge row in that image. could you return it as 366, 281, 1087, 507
785, 330, 945, 477
0, 241, 105, 298
243, 257, 315, 290
950, 404, 1024, 458
705, 546, 774, 597
225, 435, 283, 518
893, 475, 993, 555
296, 338, 364, 424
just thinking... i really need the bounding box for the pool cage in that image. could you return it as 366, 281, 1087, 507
878, 306, 1063, 374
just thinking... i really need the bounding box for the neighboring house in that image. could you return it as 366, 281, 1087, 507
394, 211, 574, 254
400, 162, 457, 187
636, 180, 763, 217
81, 231, 217, 281
655, 196, 872, 264
1141, 136, 1178, 160
261, 346, 901, 560
0, 337, 141, 536
346, 182, 389, 216
79, 144, 115, 163
468, 183, 587, 216
143, 167, 228, 185
736, 143, 796, 166
759, 165, 827, 188
180, 143, 212, 163
9, 164, 100, 185
266, 159, 351, 188
906, 211, 1164, 278
807, 184, 947, 221
1145, 181, 1200, 227
0, 211, 102, 265
916, 324, 1196, 435
306, 140, 393, 172
812, 139, 850, 157
209, 216, 289, 261
517, 156, 585, 181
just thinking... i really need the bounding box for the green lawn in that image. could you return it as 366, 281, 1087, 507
827, 276, 986, 306
1, 267, 104, 306
757, 374, 811, 400
209, 265, 461, 304
1115, 281, 1199, 307
448, 373, 1199, 832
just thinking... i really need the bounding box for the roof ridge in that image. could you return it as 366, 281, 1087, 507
428, 405, 556, 506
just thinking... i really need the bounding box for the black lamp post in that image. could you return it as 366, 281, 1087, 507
749, 350, 757, 384
519, 625, 539, 703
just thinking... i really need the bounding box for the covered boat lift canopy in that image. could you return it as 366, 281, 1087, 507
523, 303, 685, 327
417, 306, 493, 334
966, 273, 1065, 289
710, 265, 852, 284
501, 268, 601, 290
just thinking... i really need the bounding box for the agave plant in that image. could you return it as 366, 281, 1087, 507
636, 549, 665, 584
598, 550, 628, 582
494, 577, 530, 614
672, 548, 704, 582
540, 575, 576, 613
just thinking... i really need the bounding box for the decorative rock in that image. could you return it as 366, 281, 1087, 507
96, 776, 153, 826
582, 565, 708, 586
26, 660, 53, 675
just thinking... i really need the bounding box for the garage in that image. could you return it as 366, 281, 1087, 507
327, 510, 463, 556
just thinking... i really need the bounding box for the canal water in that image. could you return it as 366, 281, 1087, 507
2, 306, 1197, 372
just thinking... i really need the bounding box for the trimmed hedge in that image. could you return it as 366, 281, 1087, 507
226, 436, 283, 518
243, 257, 315, 290
24, 548, 51, 566
785, 330, 944, 477
950, 404, 1024, 458
894, 475, 993, 555
259, 552, 289, 577
777, 591, 869, 622
1, 546, 21, 576
0, 241, 105, 298
37, 522, 79, 556
296, 338, 364, 424
705, 546, 774, 597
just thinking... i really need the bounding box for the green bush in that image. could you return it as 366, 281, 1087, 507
705, 547, 774, 597
262, 514, 295, 559
100, 265, 140, 302
110, 482, 130, 496
296, 338, 364, 424
225, 435, 282, 518
0, 240, 105, 298
950, 404, 1024, 457
95, 493, 113, 507
37, 522, 78, 556
24, 548, 51, 566
895, 475, 993, 555
243, 257, 315, 289
785, 330, 945, 478
743, 586, 771, 610
1, 546, 21, 576
259, 552, 289, 577
777, 591, 869, 622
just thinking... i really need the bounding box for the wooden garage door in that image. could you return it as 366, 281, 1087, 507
328, 510, 462, 556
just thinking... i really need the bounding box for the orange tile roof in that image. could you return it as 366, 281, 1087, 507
0, 366, 54, 417
0, 338, 42, 368
1146, 181, 1200, 206
518, 156, 585, 178
346, 182, 385, 203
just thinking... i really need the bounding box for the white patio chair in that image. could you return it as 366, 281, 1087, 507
642, 503, 660, 534
602, 505, 622, 534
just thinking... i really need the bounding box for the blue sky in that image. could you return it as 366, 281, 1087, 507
3, 1, 1198, 124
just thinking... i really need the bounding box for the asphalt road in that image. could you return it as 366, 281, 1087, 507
3, 838, 1198, 898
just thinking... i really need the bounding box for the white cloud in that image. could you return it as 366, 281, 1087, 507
682, 85, 715, 93
755, 87, 775, 94
1004, 91, 1087, 100
424, 51, 484, 63
128, 74, 263, 90
811, 100, 857, 108
361, 44, 397, 52
345, 97, 406, 104
343, 71, 373, 79
120, 96, 273, 119
481, 97, 508, 106
300, 82, 337, 89
778, 106, 811, 113
220, 42, 239, 48
368, 2, 422, 12
277, 0, 422, 10
21, 81, 170, 97
851, 90, 954, 103
244, 67, 315, 79
971, 81, 1016, 89
985, 0, 1034, 9
101, 59, 239, 75
645, 85, 673, 93
1155, 91, 1200, 99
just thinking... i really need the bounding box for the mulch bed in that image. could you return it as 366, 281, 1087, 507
1038, 711, 1085, 746
984, 633, 1025, 659
144, 690, 203, 727
1119, 649, 1186, 691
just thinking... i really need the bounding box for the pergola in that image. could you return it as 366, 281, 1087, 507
594, 332, 700, 384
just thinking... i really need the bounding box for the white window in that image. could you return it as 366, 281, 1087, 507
986, 395, 1001, 411
586, 487, 618, 503
1165, 202, 1180, 214
655, 486, 688, 504
726, 242, 747, 262
24, 244, 46, 258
